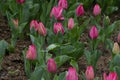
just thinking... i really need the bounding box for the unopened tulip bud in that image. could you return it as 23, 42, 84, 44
66, 67, 78, 80
37, 22, 47, 36
58, 0, 68, 9
112, 42, 120, 54
68, 18, 74, 30
16, 0, 25, 4
85, 66, 94, 80
89, 26, 98, 39
47, 58, 57, 73
76, 4, 84, 17
103, 72, 118, 80
117, 32, 120, 43
30, 20, 39, 31
54, 22, 65, 34
12, 19, 18, 28
93, 4, 101, 16
26, 44, 37, 60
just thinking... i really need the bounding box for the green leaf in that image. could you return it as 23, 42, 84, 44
70, 60, 79, 72
53, 75, 58, 80
47, 44, 60, 51
58, 72, 66, 80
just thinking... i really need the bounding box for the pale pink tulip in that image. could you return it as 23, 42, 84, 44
89, 26, 98, 39
30, 20, 39, 31
54, 22, 65, 34
93, 4, 101, 16
76, 4, 84, 17
85, 66, 94, 80
58, 0, 68, 9
68, 18, 74, 30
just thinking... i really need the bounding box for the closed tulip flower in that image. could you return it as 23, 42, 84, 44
68, 18, 74, 30
93, 4, 101, 16
37, 22, 47, 36
66, 67, 78, 80
103, 72, 118, 80
89, 26, 98, 39
117, 32, 120, 43
85, 66, 94, 80
76, 4, 84, 17
112, 42, 120, 54
30, 20, 39, 31
26, 44, 37, 60
54, 22, 65, 35
47, 58, 57, 73
12, 19, 18, 28
50, 6, 64, 20
58, 0, 68, 9
16, 0, 25, 4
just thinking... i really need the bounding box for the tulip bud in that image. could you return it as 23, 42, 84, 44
12, 19, 18, 28
66, 67, 78, 80
103, 72, 118, 80
85, 66, 94, 80
68, 18, 74, 30
37, 22, 47, 36
93, 4, 101, 16
50, 6, 64, 20
16, 0, 25, 4
76, 4, 84, 17
47, 58, 57, 73
30, 20, 39, 31
117, 32, 120, 43
58, 0, 68, 9
89, 26, 98, 39
112, 42, 120, 54
26, 44, 37, 60
54, 22, 65, 35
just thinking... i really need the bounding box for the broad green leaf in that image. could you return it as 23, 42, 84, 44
53, 74, 58, 80
47, 44, 60, 51
70, 60, 79, 72
58, 72, 66, 80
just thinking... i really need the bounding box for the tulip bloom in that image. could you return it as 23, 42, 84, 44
85, 66, 94, 80
103, 72, 118, 80
16, 0, 25, 4
58, 0, 68, 9
26, 44, 37, 60
93, 4, 101, 16
89, 26, 98, 39
54, 22, 65, 34
117, 32, 120, 43
30, 20, 39, 31
50, 6, 64, 20
112, 42, 120, 54
37, 22, 47, 36
76, 4, 84, 17
47, 58, 57, 73
12, 19, 18, 28
68, 18, 74, 30
66, 67, 78, 80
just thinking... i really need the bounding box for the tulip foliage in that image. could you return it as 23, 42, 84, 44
0, 0, 120, 80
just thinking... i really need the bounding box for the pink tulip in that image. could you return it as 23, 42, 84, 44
16, 0, 25, 4
117, 32, 120, 43
103, 72, 118, 80
37, 22, 47, 36
50, 6, 64, 20
66, 67, 78, 80
58, 0, 68, 9
47, 58, 57, 73
76, 4, 84, 17
89, 26, 98, 39
68, 18, 74, 30
30, 20, 39, 31
85, 66, 94, 80
26, 44, 37, 60
12, 19, 18, 28
93, 4, 101, 16
54, 22, 65, 34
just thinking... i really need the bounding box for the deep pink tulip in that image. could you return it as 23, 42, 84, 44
76, 4, 84, 17
30, 20, 39, 31
68, 18, 74, 30
54, 22, 65, 35
117, 32, 120, 43
50, 6, 64, 20
103, 72, 118, 80
66, 67, 78, 80
12, 19, 18, 28
37, 22, 47, 36
58, 0, 68, 9
93, 4, 101, 16
16, 0, 25, 4
85, 66, 94, 80
89, 26, 98, 39
26, 44, 37, 60
47, 58, 57, 73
